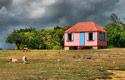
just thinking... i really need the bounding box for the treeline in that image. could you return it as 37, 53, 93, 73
104, 23, 125, 48
6, 26, 70, 50
6, 13, 125, 49
104, 13, 125, 48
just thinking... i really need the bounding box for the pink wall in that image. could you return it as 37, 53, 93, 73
64, 33, 80, 46
97, 32, 107, 46
64, 32, 107, 47
84, 32, 98, 46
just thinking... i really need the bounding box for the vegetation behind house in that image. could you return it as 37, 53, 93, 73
6, 26, 70, 50
6, 14, 125, 50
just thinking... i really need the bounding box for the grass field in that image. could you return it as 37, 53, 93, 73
0, 48, 125, 80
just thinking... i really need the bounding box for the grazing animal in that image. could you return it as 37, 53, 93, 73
74, 59, 81, 62
22, 56, 27, 64
23, 48, 31, 52
87, 56, 92, 59
57, 59, 61, 62
9, 58, 18, 63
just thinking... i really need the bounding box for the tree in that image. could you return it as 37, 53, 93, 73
109, 13, 121, 25
6, 29, 24, 50
54, 26, 61, 30
104, 13, 125, 47
6, 26, 71, 50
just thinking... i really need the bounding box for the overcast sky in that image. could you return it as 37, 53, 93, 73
0, 0, 125, 49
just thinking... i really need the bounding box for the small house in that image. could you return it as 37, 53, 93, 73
64, 21, 107, 50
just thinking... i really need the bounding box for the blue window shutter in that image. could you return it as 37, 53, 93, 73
105, 33, 106, 40
87, 33, 89, 41
66, 33, 68, 41
103, 33, 104, 40
99, 32, 100, 40
102, 33, 104, 40
71, 33, 74, 41
101, 33, 103, 40
93, 32, 95, 40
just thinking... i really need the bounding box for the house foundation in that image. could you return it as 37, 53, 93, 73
92, 47, 98, 49
64, 47, 70, 50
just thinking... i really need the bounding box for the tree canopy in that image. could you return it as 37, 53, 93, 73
6, 26, 70, 50
6, 13, 125, 49
104, 13, 125, 48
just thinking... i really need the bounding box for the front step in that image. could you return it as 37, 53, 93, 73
77, 46, 84, 50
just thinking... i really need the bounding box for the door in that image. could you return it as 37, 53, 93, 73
80, 32, 85, 46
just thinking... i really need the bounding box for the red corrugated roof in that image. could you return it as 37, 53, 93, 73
65, 21, 107, 33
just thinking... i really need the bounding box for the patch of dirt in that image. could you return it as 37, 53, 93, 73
96, 70, 125, 80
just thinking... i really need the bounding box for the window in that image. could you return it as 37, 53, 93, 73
89, 33, 93, 40
99, 32, 102, 40
99, 32, 106, 41
104, 33, 106, 40
87, 32, 95, 41
68, 33, 72, 41
104, 33, 105, 40
66, 33, 74, 41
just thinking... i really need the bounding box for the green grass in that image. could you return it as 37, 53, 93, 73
0, 48, 125, 80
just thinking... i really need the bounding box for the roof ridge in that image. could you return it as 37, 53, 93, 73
78, 21, 94, 23
65, 21, 107, 33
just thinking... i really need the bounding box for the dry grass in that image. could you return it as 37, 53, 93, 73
0, 48, 125, 80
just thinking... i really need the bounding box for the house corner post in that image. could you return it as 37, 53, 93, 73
92, 47, 98, 49
64, 47, 70, 50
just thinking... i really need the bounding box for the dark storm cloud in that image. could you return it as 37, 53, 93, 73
0, 0, 12, 9
0, 0, 124, 49
43, 0, 120, 26
19, 0, 120, 27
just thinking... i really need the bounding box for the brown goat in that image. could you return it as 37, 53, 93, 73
23, 48, 31, 52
